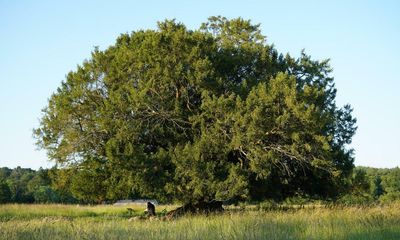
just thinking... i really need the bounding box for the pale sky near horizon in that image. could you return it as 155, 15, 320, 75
0, 0, 399, 170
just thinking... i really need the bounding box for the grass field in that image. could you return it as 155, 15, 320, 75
0, 203, 399, 240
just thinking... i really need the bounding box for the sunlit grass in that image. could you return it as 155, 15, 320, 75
0, 203, 176, 221
0, 203, 399, 239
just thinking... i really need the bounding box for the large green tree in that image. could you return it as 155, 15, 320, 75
34, 16, 356, 204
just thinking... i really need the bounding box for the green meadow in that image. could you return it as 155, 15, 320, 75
1, 203, 399, 240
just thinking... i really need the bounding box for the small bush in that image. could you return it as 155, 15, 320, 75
257, 200, 278, 211
379, 192, 400, 203
336, 194, 374, 205
284, 196, 311, 205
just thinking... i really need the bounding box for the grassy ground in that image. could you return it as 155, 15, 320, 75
0, 203, 399, 240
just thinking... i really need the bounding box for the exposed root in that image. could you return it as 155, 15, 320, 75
165, 200, 223, 220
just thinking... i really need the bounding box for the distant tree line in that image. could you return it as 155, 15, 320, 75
0, 166, 399, 204
0, 167, 76, 204
340, 166, 400, 204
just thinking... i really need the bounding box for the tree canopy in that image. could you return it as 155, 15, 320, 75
34, 16, 357, 204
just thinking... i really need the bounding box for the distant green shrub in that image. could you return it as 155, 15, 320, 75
379, 192, 400, 203
336, 194, 374, 205
0, 180, 11, 203
33, 186, 60, 203
257, 200, 278, 211
284, 196, 311, 205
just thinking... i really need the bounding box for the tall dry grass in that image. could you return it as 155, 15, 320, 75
0, 202, 399, 239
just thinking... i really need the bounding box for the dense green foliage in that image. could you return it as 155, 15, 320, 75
34, 16, 357, 204
0, 180, 11, 203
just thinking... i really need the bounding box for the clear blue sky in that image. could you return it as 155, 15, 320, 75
1, 0, 399, 169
